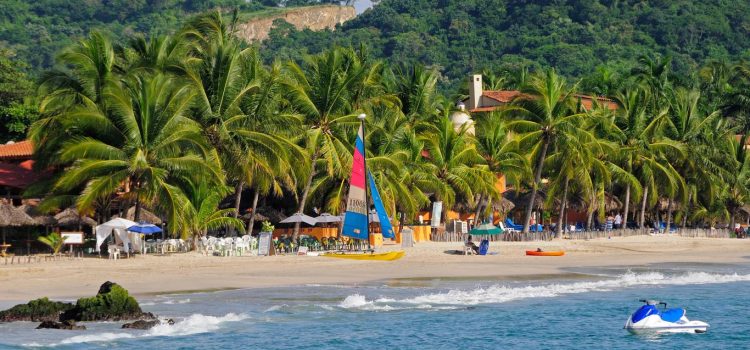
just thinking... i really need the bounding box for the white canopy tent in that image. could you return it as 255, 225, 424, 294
95, 218, 137, 252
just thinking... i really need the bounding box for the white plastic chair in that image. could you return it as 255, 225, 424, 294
108, 246, 120, 260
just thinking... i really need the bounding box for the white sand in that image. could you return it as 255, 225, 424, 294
0, 236, 748, 302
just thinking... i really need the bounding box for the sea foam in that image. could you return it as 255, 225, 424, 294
342, 271, 750, 310
53, 313, 248, 346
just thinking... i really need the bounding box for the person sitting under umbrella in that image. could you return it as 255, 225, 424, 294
465, 235, 479, 254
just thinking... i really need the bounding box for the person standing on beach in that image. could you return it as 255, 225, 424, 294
614, 213, 622, 229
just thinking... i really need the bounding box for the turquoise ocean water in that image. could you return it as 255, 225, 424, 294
1, 262, 749, 349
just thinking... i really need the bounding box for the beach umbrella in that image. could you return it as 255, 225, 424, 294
315, 213, 341, 224
469, 223, 502, 236
127, 223, 162, 234
280, 213, 317, 226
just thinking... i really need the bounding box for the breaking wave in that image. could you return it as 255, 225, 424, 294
341, 271, 750, 310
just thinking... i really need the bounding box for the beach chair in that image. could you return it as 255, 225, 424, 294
505, 218, 524, 231
498, 222, 515, 233
463, 243, 476, 255
297, 246, 308, 256
478, 239, 490, 255
108, 246, 120, 260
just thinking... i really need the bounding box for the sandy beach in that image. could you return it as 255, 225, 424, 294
1, 235, 748, 302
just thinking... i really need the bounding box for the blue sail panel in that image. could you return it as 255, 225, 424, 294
368, 171, 395, 238
342, 211, 368, 240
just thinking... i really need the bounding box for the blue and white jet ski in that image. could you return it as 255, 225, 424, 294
624, 300, 709, 334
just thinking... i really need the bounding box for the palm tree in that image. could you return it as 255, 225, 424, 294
418, 116, 496, 217
473, 112, 529, 223
666, 88, 731, 230
506, 69, 587, 233
614, 84, 684, 229
180, 11, 302, 234
31, 31, 118, 171
51, 73, 222, 235
284, 47, 382, 241
178, 183, 246, 242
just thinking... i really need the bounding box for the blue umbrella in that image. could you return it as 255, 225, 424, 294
127, 223, 162, 234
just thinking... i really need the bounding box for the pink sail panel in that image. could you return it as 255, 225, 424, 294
342, 124, 369, 240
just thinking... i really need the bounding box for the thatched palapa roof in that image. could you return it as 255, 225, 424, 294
19, 204, 56, 226
125, 206, 163, 225
240, 212, 269, 222
54, 207, 97, 227
0, 203, 35, 226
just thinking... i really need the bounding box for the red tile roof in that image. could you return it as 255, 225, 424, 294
0, 161, 40, 189
0, 140, 34, 160
469, 106, 499, 113
482, 90, 522, 103
472, 91, 618, 112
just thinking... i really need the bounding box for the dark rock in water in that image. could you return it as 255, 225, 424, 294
36, 320, 86, 330
122, 319, 160, 330
61, 281, 155, 322
0, 298, 74, 322
122, 318, 175, 329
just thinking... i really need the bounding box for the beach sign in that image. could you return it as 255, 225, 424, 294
431, 201, 442, 228
258, 232, 272, 256
60, 232, 83, 245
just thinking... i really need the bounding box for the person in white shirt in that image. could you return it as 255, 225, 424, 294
614, 213, 623, 229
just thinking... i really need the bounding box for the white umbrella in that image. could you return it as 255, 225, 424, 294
315, 213, 341, 223
280, 213, 317, 226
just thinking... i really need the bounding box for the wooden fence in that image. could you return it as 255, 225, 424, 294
431, 228, 733, 242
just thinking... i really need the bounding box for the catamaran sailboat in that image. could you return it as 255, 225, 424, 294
323, 114, 405, 261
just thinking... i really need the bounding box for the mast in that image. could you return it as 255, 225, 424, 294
358, 113, 371, 252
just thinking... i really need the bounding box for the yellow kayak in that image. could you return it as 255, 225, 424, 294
322, 250, 405, 261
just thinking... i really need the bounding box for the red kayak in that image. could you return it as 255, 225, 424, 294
526, 250, 565, 256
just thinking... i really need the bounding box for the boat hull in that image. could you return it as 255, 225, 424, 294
322, 251, 405, 261
525, 250, 565, 256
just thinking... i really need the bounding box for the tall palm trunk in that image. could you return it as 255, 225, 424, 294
247, 191, 260, 234
473, 194, 484, 225
639, 185, 648, 229
229, 181, 243, 236
622, 184, 630, 230
730, 208, 737, 234
134, 194, 142, 223
232, 181, 244, 218
523, 140, 550, 233
556, 178, 569, 238
293, 151, 320, 241
665, 198, 673, 233
682, 191, 691, 228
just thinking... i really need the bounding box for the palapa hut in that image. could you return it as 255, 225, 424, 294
19, 204, 56, 226
54, 207, 97, 228
0, 203, 35, 247
125, 206, 163, 225
495, 197, 515, 216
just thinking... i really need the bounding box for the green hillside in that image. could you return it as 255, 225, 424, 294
262, 0, 750, 91
0, 0, 336, 72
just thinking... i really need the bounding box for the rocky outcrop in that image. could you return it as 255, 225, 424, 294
0, 298, 74, 322
36, 320, 86, 330
60, 281, 154, 322
236, 5, 356, 42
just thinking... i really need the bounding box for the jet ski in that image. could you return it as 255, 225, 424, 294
624, 300, 709, 334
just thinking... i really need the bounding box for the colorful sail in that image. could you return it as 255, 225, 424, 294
342, 124, 369, 240
368, 171, 395, 238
